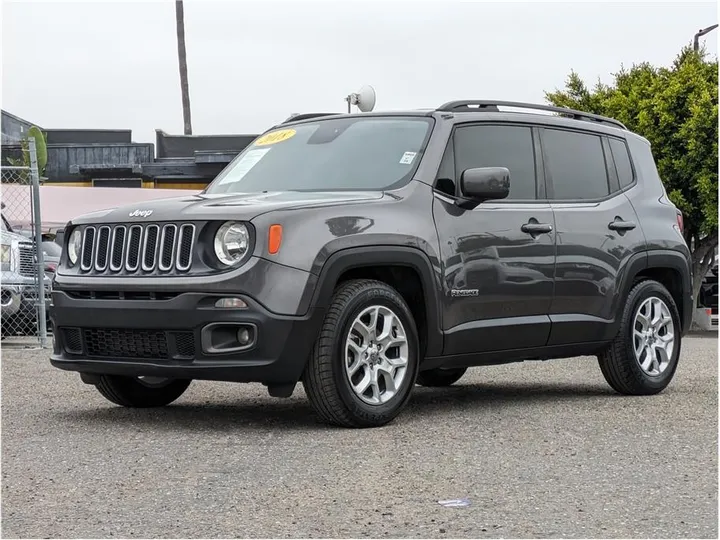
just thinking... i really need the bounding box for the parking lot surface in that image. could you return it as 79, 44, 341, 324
2, 335, 717, 538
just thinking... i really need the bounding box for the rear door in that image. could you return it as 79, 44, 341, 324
541, 127, 645, 344
432, 123, 556, 354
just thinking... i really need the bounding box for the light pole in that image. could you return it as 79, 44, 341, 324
693, 24, 718, 52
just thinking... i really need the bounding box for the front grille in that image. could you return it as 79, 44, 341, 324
18, 243, 34, 277
95, 226, 111, 271
85, 328, 169, 358
60, 327, 196, 360
141, 225, 160, 272
79, 223, 195, 275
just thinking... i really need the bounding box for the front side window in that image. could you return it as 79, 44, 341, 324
452, 125, 537, 200
206, 117, 433, 194
543, 129, 609, 200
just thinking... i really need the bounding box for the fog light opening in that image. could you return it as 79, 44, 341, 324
201, 322, 257, 354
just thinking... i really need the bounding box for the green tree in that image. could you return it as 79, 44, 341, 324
546, 46, 718, 309
5, 126, 48, 181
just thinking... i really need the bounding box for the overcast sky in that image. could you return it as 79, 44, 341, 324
2, 1, 718, 143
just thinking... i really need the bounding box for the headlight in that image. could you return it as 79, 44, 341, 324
213, 222, 250, 266
1, 244, 11, 271
68, 229, 82, 265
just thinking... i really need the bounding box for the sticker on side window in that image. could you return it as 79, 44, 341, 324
217, 148, 270, 185
399, 151, 417, 165
254, 128, 296, 146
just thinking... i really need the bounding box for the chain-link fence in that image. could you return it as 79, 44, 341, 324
1, 139, 49, 348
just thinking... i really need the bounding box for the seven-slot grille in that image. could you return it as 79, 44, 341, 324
79, 223, 195, 274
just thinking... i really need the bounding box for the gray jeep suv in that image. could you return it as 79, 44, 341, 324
49, 100, 693, 427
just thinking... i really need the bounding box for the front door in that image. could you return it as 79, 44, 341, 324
433, 123, 556, 354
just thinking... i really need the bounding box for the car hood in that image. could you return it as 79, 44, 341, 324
69, 191, 386, 225
1, 230, 31, 245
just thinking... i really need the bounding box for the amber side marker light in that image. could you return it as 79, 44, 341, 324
268, 225, 283, 254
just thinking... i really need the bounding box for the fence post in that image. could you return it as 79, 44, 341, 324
28, 137, 48, 347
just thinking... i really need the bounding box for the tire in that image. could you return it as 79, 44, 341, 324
302, 279, 420, 428
416, 367, 467, 387
95, 375, 191, 407
598, 279, 682, 395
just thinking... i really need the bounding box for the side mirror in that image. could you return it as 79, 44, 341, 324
460, 167, 510, 201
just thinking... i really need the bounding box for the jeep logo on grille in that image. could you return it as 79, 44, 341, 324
129, 209, 153, 218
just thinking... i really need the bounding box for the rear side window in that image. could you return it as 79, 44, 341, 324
609, 138, 634, 188
543, 129, 609, 200
453, 125, 537, 200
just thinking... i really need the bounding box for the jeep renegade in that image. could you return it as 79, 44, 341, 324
49, 100, 693, 428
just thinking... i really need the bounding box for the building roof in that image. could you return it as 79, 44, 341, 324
1, 109, 39, 128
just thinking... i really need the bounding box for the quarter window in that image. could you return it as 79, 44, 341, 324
452, 125, 537, 200
543, 129, 609, 200
609, 138, 634, 188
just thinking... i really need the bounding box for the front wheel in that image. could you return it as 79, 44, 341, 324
95, 375, 191, 407
303, 279, 419, 428
598, 279, 682, 395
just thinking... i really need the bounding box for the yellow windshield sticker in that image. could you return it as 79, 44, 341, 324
254, 129, 296, 146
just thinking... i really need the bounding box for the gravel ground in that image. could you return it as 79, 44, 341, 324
2, 334, 717, 538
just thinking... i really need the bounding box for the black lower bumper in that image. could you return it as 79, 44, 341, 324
49, 290, 324, 384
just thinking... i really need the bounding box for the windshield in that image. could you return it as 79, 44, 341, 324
206, 116, 433, 194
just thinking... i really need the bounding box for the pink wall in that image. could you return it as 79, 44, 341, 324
1, 185, 201, 230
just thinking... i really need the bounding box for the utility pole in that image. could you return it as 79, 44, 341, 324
175, 0, 193, 135
693, 24, 718, 52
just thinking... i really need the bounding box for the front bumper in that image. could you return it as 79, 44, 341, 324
49, 290, 324, 384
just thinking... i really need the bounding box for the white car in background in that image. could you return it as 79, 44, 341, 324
1, 209, 52, 338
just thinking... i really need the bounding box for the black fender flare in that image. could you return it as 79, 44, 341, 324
646, 249, 694, 334
306, 245, 444, 357
611, 249, 693, 337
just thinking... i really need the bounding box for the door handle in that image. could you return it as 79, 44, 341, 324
608, 219, 636, 231
521, 222, 553, 235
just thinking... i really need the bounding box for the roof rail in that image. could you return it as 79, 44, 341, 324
436, 100, 627, 130
280, 112, 339, 124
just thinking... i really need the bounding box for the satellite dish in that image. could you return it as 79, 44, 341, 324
345, 85, 376, 113
354, 85, 376, 112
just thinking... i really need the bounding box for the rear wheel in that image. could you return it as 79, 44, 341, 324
95, 375, 191, 407
598, 279, 681, 395
416, 367, 467, 387
302, 279, 419, 428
